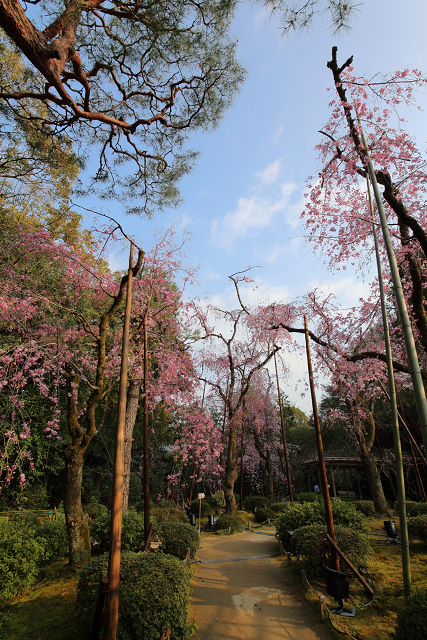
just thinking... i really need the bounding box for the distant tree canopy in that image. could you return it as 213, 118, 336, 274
0, 0, 245, 215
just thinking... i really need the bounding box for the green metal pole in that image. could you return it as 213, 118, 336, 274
366, 177, 411, 599
357, 111, 427, 455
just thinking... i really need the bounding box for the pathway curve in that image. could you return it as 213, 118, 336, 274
191, 528, 333, 640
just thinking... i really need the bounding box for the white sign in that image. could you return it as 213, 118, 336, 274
198, 493, 205, 500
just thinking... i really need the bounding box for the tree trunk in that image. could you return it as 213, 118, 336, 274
360, 447, 388, 513
122, 380, 141, 513
266, 450, 274, 502
63, 446, 91, 568
224, 421, 238, 516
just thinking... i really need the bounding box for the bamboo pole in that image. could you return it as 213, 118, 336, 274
365, 174, 411, 598
143, 314, 150, 544
357, 111, 427, 456
303, 315, 339, 571
273, 349, 294, 504
105, 243, 134, 640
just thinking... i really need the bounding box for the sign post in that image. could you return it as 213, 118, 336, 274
198, 493, 205, 535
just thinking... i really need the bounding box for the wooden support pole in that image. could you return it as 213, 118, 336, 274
105, 243, 134, 640
273, 348, 294, 504
304, 315, 339, 572
143, 314, 150, 544
326, 535, 374, 597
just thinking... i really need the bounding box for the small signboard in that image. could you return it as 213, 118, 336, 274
197, 493, 205, 500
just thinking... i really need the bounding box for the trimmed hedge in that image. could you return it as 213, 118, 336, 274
151, 506, 189, 524
407, 515, 427, 543
270, 502, 291, 513
90, 511, 145, 553
0, 514, 69, 601
84, 503, 108, 520
215, 514, 245, 533
35, 516, 69, 563
0, 517, 44, 601
394, 590, 427, 640
255, 507, 276, 523
154, 522, 200, 559
77, 552, 192, 640
190, 500, 214, 517
276, 498, 369, 543
407, 502, 427, 517
353, 500, 375, 516
243, 496, 269, 512
290, 524, 372, 571
295, 492, 320, 503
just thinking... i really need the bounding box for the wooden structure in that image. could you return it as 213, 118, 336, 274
303, 456, 382, 499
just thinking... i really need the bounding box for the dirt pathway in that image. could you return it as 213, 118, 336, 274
191, 528, 333, 640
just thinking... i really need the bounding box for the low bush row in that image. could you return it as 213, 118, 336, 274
276, 498, 372, 571
77, 552, 192, 640
0, 514, 68, 601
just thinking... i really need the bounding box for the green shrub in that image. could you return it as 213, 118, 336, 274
210, 490, 226, 512
270, 502, 291, 513
84, 503, 108, 520
408, 515, 427, 542
215, 514, 245, 533
295, 492, 320, 503
190, 499, 214, 517
90, 511, 145, 553
0, 517, 44, 601
276, 498, 368, 542
394, 590, 427, 640
353, 500, 375, 516
243, 495, 269, 512
405, 501, 419, 515
35, 516, 69, 563
154, 522, 200, 559
77, 552, 192, 640
290, 524, 372, 571
151, 506, 189, 524
255, 507, 276, 523
407, 502, 427, 517
128, 473, 142, 506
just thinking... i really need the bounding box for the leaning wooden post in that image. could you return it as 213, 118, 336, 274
273, 348, 294, 504
105, 243, 134, 640
143, 313, 150, 544
303, 314, 339, 572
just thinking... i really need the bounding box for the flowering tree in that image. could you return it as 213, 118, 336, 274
0, 218, 208, 564
304, 47, 427, 362
192, 273, 291, 514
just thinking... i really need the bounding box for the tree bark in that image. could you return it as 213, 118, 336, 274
63, 446, 91, 566
224, 420, 238, 516
346, 398, 388, 513
122, 379, 141, 513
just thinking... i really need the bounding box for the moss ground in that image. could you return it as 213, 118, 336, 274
289, 512, 427, 640
0, 561, 79, 640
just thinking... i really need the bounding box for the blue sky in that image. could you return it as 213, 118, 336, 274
78, 1, 427, 412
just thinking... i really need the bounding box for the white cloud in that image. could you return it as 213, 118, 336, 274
255, 159, 282, 186
211, 181, 297, 249
308, 276, 371, 309
180, 214, 193, 228
253, 7, 269, 28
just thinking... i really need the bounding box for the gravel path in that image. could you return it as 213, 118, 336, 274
190, 528, 333, 640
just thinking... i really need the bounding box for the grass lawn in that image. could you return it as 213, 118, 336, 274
286, 512, 427, 640
0, 561, 80, 640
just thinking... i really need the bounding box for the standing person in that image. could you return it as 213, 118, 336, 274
314, 484, 320, 494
